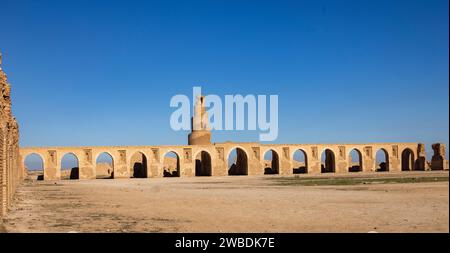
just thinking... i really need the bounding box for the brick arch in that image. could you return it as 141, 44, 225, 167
94, 151, 115, 179
320, 148, 336, 173
21, 152, 46, 169
193, 149, 213, 176
22, 152, 46, 180
262, 148, 280, 175
162, 150, 181, 177
129, 150, 148, 160
162, 150, 181, 159
126, 149, 150, 165
129, 151, 148, 178
60, 152, 80, 165
374, 148, 390, 172
347, 148, 363, 172
401, 148, 415, 171
94, 151, 115, 165
225, 146, 249, 161
60, 152, 80, 179
193, 148, 212, 160
226, 146, 249, 176
291, 148, 308, 174
371, 146, 392, 159
290, 147, 308, 161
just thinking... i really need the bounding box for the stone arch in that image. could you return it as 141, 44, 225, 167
163, 151, 180, 177
401, 148, 415, 171
292, 149, 308, 174
60, 152, 79, 180
321, 148, 335, 173
23, 153, 45, 180
95, 152, 114, 179
227, 147, 248, 176
225, 146, 249, 161
348, 148, 363, 172
130, 151, 148, 178
375, 148, 389, 172
263, 149, 279, 175
195, 150, 212, 176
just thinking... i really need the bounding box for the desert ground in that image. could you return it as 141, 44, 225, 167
1, 171, 448, 233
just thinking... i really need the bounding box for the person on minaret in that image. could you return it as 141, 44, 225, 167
188, 94, 211, 145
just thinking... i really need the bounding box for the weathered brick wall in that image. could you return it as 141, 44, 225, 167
0, 55, 21, 217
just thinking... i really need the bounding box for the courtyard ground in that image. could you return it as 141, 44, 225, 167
1, 171, 448, 233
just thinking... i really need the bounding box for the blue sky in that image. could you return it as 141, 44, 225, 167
1, 0, 448, 160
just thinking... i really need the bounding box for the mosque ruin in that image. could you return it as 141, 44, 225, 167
20, 94, 449, 181
0, 53, 448, 217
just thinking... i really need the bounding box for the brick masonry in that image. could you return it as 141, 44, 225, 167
0, 53, 21, 217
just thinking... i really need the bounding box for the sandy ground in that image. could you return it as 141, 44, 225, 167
2, 171, 448, 233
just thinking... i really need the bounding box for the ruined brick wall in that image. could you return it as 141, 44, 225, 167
0, 55, 21, 217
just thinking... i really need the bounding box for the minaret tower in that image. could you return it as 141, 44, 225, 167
188, 94, 211, 145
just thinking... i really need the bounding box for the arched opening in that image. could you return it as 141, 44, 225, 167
321, 149, 335, 173
348, 149, 362, 172
401, 148, 415, 171
61, 153, 79, 180
96, 152, 114, 179
195, 151, 212, 176
163, 151, 180, 177
130, 152, 148, 178
263, 149, 279, 175
228, 148, 248, 176
375, 149, 389, 172
24, 153, 44, 180
293, 149, 308, 174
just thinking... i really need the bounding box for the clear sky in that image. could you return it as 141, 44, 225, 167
1, 0, 448, 159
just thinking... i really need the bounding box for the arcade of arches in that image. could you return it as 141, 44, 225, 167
20, 143, 448, 181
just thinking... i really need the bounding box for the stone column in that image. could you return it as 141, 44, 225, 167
114, 150, 129, 178
415, 143, 427, 171
181, 148, 194, 177
149, 148, 161, 177
44, 150, 60, 180
79, 149, 95, 179
308, 146, 321, 174
363, 156, 374, 172
336, 146, 348, 173
389, 150, 401, 172
431, 143, 448, 170
245, 147, 258, 176
279, 147, 292, 175
212, 146, 227, 176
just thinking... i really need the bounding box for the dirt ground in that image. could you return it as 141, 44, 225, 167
2, 171, 448, 233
